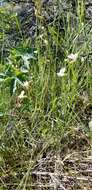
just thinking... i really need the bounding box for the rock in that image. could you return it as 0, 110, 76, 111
1, 0, 92, 42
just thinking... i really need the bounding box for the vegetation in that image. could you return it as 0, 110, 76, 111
0, 0, 92, 189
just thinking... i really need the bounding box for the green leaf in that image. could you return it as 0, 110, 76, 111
10, 77, 16, 95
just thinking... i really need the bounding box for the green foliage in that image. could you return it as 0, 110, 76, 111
0, 0, 92, 189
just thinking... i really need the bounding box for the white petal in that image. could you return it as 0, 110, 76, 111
67, 53, 78, 61
81, 57, 84, 62
18, 90, 27, 99
23, 81, 29, 89
57, 67, 66, 77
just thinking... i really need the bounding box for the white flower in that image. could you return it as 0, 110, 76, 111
34, 50, 38, 54
18, 91, 27, 99
44, 39, 48, 45
23, 81, 29, 89
57, 67, 66, 77
81, 57, 84, 62
67, 53, 78, 62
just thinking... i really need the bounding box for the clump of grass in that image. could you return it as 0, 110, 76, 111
0, 0, 92, 189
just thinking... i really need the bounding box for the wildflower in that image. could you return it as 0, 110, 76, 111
57, 67, 66, 77
44, 39, 48, 45
67, 53, 78, 62
81, 57, 84, 62
34, 50, 38, 54
18, 90, 27, 99
23, 81, 29, 90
